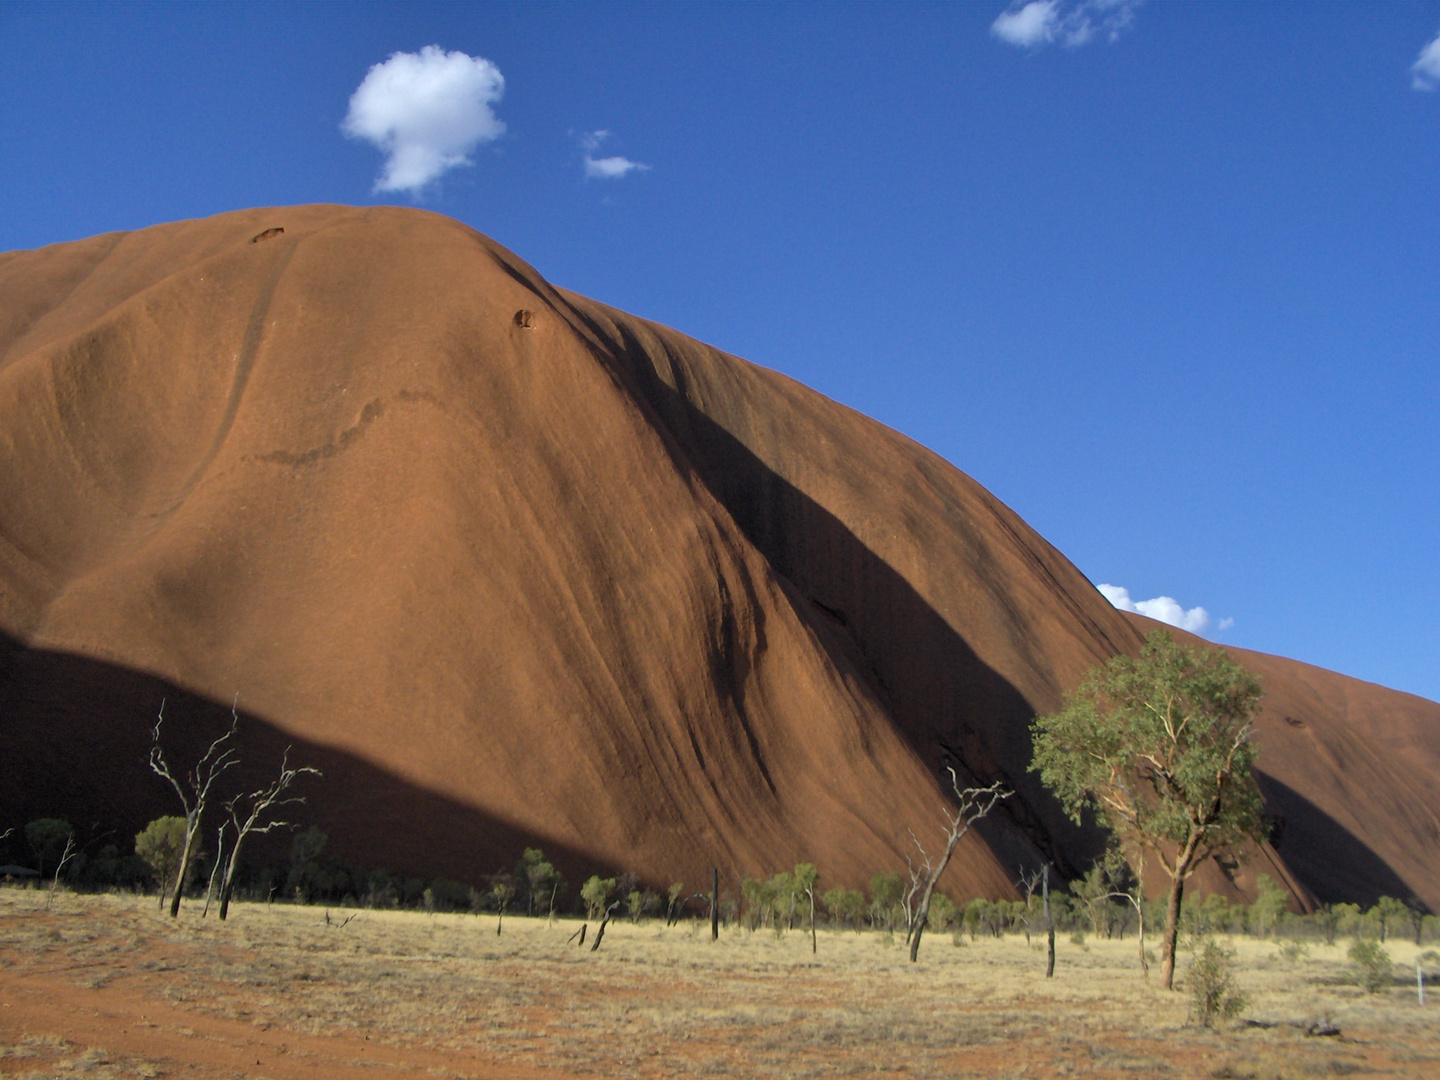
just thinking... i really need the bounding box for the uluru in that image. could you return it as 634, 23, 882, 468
2, 204, 1437, 913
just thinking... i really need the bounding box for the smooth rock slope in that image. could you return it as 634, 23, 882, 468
1, 206, 1435, 909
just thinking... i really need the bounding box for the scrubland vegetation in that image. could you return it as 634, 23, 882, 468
2, 884, 1437, 1080
5, 635, 1435, 1076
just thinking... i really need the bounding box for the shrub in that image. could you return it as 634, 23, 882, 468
134, 816, 186, 893
625, 889, 645, 923
1276, 939, 1309, 963
1368, 896, 1408, 943
518, 848, 557, 916
581, 875, 615, 921
1187, 941, 1246, 1027
869, 871, 903, 931
426, 878, 471, 911
25, 818, 75, 879
821, 887, 867, 930
1248, 875, 1288, 938
1348, 939, 1392, 993
927, 893, 958, 931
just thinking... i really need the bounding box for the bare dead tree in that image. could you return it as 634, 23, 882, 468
1016, 867, 1039, 945
806, 880, 818, 955
903, 771, 1010, 963
150, 699, 240, 918
218, 747, 320, 920
1105, 886, 1149, 982
1018, 863, 1056, 978
202, 822, 228, 918
44, 836, 79, 910
710, 866, 719, 941
590, 899, 623, 951
665, 882, 685, 926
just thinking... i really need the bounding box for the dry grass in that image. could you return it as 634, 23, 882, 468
1, 888, 1436, 1079
0, 1034, 162, 1079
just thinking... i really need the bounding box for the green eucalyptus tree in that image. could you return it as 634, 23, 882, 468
1031, 630, 1266, 990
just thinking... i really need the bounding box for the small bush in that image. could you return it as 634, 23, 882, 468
25, 819, 75, 878
1276, 939, 1309, 963
581, 875, 616, 921
1347, 939, 1392, 993
1188, 941, 1246, 1027
134, 817, 186, 894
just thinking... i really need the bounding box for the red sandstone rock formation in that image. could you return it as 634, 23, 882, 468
1, 206, 1434, 909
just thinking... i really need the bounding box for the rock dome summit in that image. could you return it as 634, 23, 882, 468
2, 206, 1436, 910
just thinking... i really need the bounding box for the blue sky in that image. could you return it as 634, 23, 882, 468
2, 2, 1437, 703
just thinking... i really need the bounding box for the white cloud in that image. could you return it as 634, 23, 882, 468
585, 156, 649, 179
342, 46, 506, 194
1097, 583, 1229, 636
1412, 32, 1440, 91
993, 1, 1060, 47
992, 0, 1140, 49
579, 130, 650, 181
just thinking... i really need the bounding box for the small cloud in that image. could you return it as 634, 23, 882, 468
993, 1, 1060, 47
1097, 583, 1229, 636
992, 0, 1140, 49
579, 130, 649, 180
1412, 31, 1440, 91
585, 156, 649, 179
343, 46, 506, 194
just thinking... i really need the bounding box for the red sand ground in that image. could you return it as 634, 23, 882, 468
3, 895, 1436, 1080
1, 205, 1436, 909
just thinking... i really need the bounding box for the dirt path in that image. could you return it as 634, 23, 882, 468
0, 966, 562, 1080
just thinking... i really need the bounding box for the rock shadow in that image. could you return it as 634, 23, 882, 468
0, 630, 604, 889
582, 315, 1107, 878
1255, 770, 1427, 911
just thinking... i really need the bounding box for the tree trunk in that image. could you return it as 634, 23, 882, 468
202, 828, 225, 918
1043, 865, 1055, 979
169, 819, 199, 918
1136, 894, 1149, 983
710, 867, 719, 941
591, 901, 620, 951
1160, 874, 1185, 990
809, 889, 817, 955
218, 830, 249, 921
907, 844, 959, 962
908, 915, 927, 962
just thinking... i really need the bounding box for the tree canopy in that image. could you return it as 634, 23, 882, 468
1031, 629, 1266, 989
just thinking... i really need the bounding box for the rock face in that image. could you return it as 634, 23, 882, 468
1, 206, 1435, 910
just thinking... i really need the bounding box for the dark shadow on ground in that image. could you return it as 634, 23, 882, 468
0, 631, 606, 891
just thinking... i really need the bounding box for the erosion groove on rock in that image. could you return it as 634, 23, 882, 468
1, 205, 1435, 910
